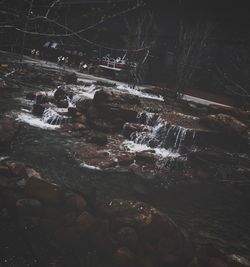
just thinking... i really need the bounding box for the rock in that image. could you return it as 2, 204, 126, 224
62, 212, 77, 226
0, 118, 16, 151
32, 103, 45, 116
93, 89, 140, 107
208, 104, 249, 123
123, 123, 145, 139
86, 133, 108, 146
26, 92, 36, 101
207, 258, 228, 267
199, 114, 248, 137
117, 154, 135, 167
0, 164, 12, 177
44, 206, 64, 221
35, 94, 50, 104
130, 163, 160, 180
92, 89, 139, 129
71, 122, 86, 131
54, 87, 67, 101
54, 226, 80, 244
72, 114, 87, 124
91, 220, 116, 255
24, 176, 64, 204
117, 226, 138, 249
76, 211, 95, 234
98, 199, 193, 266
135, 152, 156, 165
68, 107, 77, 117
65, 193, 87, 214
76, 98, 92, 113
62, 72, 77, 84
16, 198, 43, 216
224, 254, 250, 267
113, 247, 135, 267
25, 167, 42, 179
56, 99, 68, 108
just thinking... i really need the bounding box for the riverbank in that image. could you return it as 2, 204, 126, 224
0, 51, 250, 266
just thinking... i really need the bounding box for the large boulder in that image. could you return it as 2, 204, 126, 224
93, 89, 140, 107
208, 104, 250, 123
24, 176, 64, 204
199, 114, 248, 137
32, 103, 45, 116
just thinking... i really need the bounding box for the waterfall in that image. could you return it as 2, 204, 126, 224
130, 111, 191, 152
42, 108, 67, 125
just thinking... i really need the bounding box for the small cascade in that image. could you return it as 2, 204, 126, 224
130, 111, 192, 153
42, 108, 67, 125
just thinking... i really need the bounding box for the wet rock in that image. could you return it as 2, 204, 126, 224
62, 212, 77, 226
117, 226, 138, 249
113, 247, 135, 267
68, 107, 77, 117
93, 89, 140, 107
54, 226, 80, 244
24, 176, 64, 204
25, 167, 42, 179
35, 94, 50, 104
89, 119, 117, 133
72, 114, 87, 124
130, 163, 161, 180
0, 164, 12, 177
117, 154, 135, 167
91, 220, 116, 255
123, 123, 145, 139
135, 152, 156, 165
16, 198, 43, 216
32, 103, 45, 116
199, 114, 248, 137
44, 206, 64, 221
224, 254, 250, 267
86, 133, 108, 146
56, 99, 68, 108
0, 118, 16, 151
207, 258, 228, 267
54, 87, 67, 101
76, 98, 92, 113
65, 193, 87, 214
76, 211, 95, 235
208, 104, 249, 123
62, 72, 77, 84
26, 92, 36, 101
70, 122, 87, 131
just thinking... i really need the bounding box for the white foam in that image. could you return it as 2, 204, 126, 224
116, 84, 164, 101
181, 94, 230, 107
122, 140, 180, 158
16, 113, 60, 130
0, 156, 9, 162
70, 84, 98, 100
80, 162, 101, 170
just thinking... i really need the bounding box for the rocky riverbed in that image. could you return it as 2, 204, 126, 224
0, 51, 250, 266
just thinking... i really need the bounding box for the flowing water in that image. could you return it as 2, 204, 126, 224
0, 64, 250, 263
